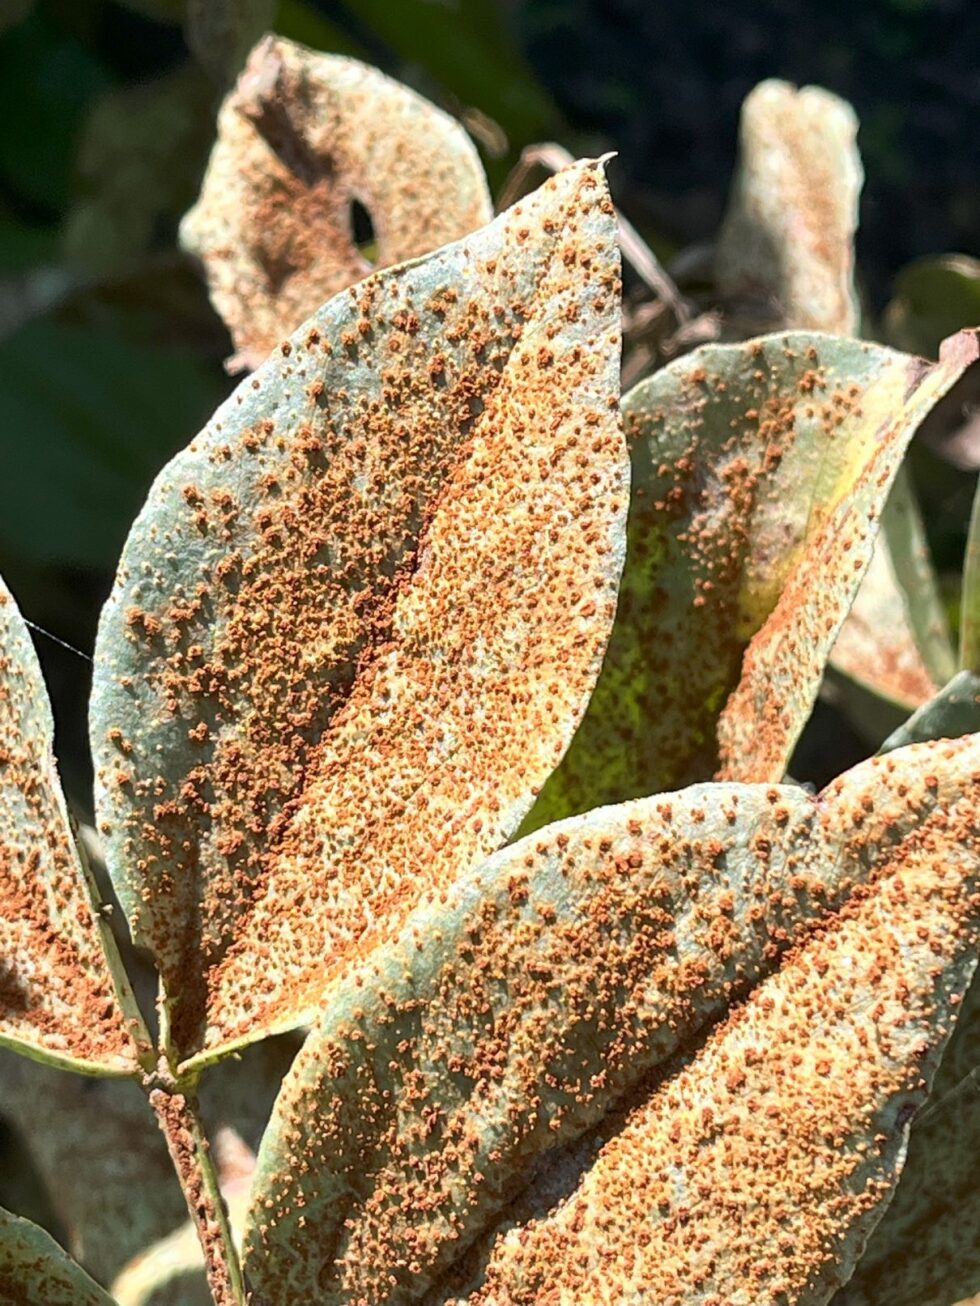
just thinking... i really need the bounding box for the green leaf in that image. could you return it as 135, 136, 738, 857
0, 315, 227, 571
526, 330, 979, 831
880, 669, 980, 753
0, 1207, 115, 1306
884, 254, 980, 359
961, 473, 980, 672
244, 734, 980, 1305
0, 575, 143, 1075
92, 161, 628, 1069
181, 35, 492, 367
715, 80, 862, 337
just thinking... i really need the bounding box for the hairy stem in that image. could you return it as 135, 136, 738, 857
148, 1085, 246, 1306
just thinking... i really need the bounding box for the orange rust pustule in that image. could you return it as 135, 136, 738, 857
93, 162, 627, 1062
434, 747, 980, 1305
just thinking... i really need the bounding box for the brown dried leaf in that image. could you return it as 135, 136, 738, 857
244, 737, 976, 1306
0, 577, 142, 1075
92, 161, 627, 1069
181, 35, 492, 367
716, 79, 862, 337
432, 735, 980, 1306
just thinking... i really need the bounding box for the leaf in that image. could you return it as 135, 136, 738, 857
0, 1050, 186, 1287
830, 1066, 980, 1306
884, 254, 980, 359
431, 737, 979, 1306
180, 35, 493, 367
243, 736, 979, 1306
526, 331, 978, 830
91, 161, 628, 1069
961, 473, 980, 672
715, 80, 862, 337
880, 670, 980, 754
0, 314, 227, 571
829, 466, 953, 716
0, 575, 142, 1074
0, 1207, 116, 1306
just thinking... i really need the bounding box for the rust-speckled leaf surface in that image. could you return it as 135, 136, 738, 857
526, 330, 978, 829
242, 737, 979, 1306
715, 79, 862, 337
181, 35, 492, 367
92, 161, 627, 1068
0, 577, 141, 1076
426, 734, 980, 1306
0, 1208, 115, 1306
830, 1063, 980, 1306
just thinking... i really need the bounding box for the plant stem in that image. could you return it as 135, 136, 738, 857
148, 1085, 247, 1306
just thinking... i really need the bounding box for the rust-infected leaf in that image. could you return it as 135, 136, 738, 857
181, 35, 492, 367
716, 79, 862, 337
0, 576, 142, 1075
526, 331, 977, 829
831, 1064, 980, 1306
243, 737, 978, 1306
93, 161, 627, 1068
0, 1207, 115, 1306
429, 737, 980, 1306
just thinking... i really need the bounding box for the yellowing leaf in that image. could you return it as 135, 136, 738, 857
243, 736, 979, 1306
715, 79, 862, 337
526, 330, 978, 831
0, 576, 143, 1075
181, 35, 492, 367
0, 1208, 115, 1306
432, 736, 980, 1306
92, 161, 628, 1069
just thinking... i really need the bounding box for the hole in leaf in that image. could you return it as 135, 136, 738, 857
349, 198, 378, 265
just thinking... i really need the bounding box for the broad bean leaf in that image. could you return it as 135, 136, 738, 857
884, 254, 980, 359
181, 36, 492, 367
92, 161, 628, 1068
0, 1208, 115, 1306
0, 576, 142, 1075
244, 736, 979, 1306
429, 736, 980, 1305
961, 473, 980, 672
715, 80, 862, 337
526, 330, 978, 830
881, 670, 980, 753
830, 1065, 980, 1306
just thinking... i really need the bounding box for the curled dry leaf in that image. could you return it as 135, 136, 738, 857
715, 79, 862, 337
243, 736, 979, 1306
527, 330, 978, 831
0, 576, 142, 1075
92, 161, 628, 1068
180, 35, 492, 367
430, 735, 980, 1306
0, 1207, 115, 1306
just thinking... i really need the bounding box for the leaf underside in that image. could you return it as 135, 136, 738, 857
92, 160, 628, 1067
525, 329, 979, 834
181, 35, 493, 365
0, 576, 140, 1075
244, 734, 980, 1306
0, 1206, 115, 1306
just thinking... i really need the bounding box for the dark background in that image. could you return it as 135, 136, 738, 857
0, 0, 978, 796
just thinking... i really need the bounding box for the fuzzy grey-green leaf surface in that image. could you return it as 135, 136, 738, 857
244, 736, 979, 1306
524, 330, 978, 833
430, 735, 980, 1306
0, 1207, 115, 1306
92, 160, 628, 1068
0, 575, 142, 1075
